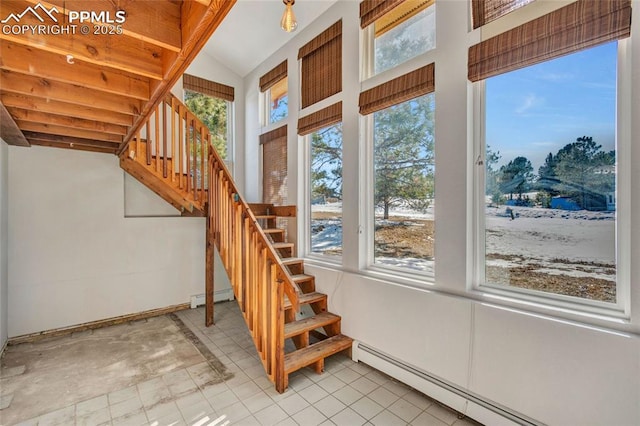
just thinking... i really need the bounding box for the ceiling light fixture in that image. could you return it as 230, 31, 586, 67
280, 0, 297, 33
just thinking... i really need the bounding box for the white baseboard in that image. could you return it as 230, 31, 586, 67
352, 341, 539, 426
190, 288, 235, 309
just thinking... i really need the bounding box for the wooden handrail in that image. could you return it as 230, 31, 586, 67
129, 91, 300, 390
204, 102, 301, 387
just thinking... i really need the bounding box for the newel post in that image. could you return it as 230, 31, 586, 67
205, 151, 214, 327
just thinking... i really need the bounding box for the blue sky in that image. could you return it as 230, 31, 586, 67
486, 41, 617, 171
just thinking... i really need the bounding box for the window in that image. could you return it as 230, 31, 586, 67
183, 75, 234, 165
481, 42, 618, 304
372, 94, 435, 273
309, 124, 343, 258
268, 77, 288, 124
260, 61, 288, 125
299, 102, 343, 259
361, 0, 436, 76
359, 63, 436, 275
470, 0, 632, 308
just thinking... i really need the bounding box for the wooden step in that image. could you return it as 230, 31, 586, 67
255, 214, 277, 220
263, 228, 285, 235
281, 258, 304, 275
272, 242, 294, 250
291, 274, 314, 284
284, 334, 353, 374
284, 313, 340, 339
284, 292, 326, 310
281, 257, 303, 266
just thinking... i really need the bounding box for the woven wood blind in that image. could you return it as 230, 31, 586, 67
183, 74, 234, 101
360, 0, 404, 28
373, 0, 434, 37
259, 125, 287, 145
472, 0, 536, 29
259, 61, 287, 92
298, 20, 342, 109
298, 102, 342, 136
359, 63, 434, 115
468, 0, 632, 82
261, 126, 288, 205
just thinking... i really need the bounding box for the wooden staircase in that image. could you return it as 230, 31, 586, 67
120, 95, 209, 216
120, 92, 352, 393
249, 204, 353, 382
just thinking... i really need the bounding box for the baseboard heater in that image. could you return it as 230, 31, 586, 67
190, 288, 234, 308
353, 342, 541, 426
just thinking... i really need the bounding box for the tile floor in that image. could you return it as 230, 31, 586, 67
11, 302, 481, 426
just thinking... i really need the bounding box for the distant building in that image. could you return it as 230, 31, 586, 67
550, 196, 581, 211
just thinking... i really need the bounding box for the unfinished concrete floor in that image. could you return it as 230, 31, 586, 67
0, 313, 229, 425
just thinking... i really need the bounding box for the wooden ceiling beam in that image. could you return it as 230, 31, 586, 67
0, 41, 150, 101
22, 0, 182, 52
0, 70, 142, 115
1, 93, 133, 127
28, 139, 117, 154
0, 101, 30, 146
121, 0, 237, 152
24, 131, 119, 150
7, 108, 128, 135
0, 1, 164, 80
17, 121, 123, 143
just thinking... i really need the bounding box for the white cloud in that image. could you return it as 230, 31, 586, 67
515, 93, 542, 114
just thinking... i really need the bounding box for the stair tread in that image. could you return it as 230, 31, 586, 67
263, 228, 285, 234
291, 274, 314, 282
284, 292, 326, 310
255, 214, 277, 219
284, 312, 340, 339
281, 257, 303, 265
272, 242, 294, 249
284, 334, 353, 374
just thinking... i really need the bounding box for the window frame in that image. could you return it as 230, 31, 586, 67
471, 40, 632, 319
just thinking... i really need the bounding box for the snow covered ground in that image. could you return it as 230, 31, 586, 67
485, 205, 615, 282
310, 203, 615, 285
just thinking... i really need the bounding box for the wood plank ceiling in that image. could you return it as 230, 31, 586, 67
0, 0, 235, 154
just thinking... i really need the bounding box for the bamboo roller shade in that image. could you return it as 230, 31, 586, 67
259, 125, 287, 145
468, 0, 632, 82
261, 126, 288, 205
359, 63, 434, 115
183, 74, 234, 102
259, 60, 287, 92
373, 0, 434, 37
471, 0, 536, 30
298, 102, 342, 136
360, 0, 405, 28
298, 20, 342, 109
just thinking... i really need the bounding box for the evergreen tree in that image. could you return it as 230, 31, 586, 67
184, 90, 227, 159
374, 95, 435, 219
498, 156, 533, 201
485, 145, 502, 203
553, 136, 615, 210
310, 125, 342, 201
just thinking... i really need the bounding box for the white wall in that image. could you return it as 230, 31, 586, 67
0, 138, 8, 351
7, 147, 208, 337
241, 1, 640, 424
